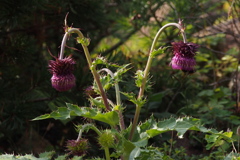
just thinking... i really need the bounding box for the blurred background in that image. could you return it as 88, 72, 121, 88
0, 0, 240, 158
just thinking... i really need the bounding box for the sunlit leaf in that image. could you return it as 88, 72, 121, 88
150, 47, 169, 58
135, 70, 144, 88
143, 117, 217, 139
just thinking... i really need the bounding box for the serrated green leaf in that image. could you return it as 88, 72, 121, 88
134, 70, 144, 88
15, 154, 39, 160
145, 117, 217, 139
0, 154, 15, 160
100, 74, 113, 90
88, 110, 119, 126
49, 107, 71, 120
33, 106, 71, 120
76, 37, 90, 46
130, 147, 164, 160
114, 64, 131, 81
205, 131, 233, 150
121, 92, 146, 107
150, 47, 169, 58
89, 97, 106, 109
38, 151, 55, 159
33, 103, 119, 126
91, 56, 120, 69
54, 154, 68, 160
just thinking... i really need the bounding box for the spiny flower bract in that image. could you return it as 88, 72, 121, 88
48, 56, 76, 91
66, 139, 88, 156
171, 41, 199, 73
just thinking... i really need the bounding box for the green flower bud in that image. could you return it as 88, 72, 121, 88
98, 130, 115, 148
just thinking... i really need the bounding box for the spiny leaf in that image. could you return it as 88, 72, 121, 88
150, 46, 169, 58
135, 70, 144, 88
91, 56, 120, 69
39, 151, 55, 159
121, 92, 146, 107
89, 97, 106, 109
33, 103, 119, 126
114, 63, 131, 81
130, 147, 164, 160
99, 74, 114, 90
54, 154, 68, 160
76, 37, 90, 46
141, 117, 218, 139
205, 131, 233, 150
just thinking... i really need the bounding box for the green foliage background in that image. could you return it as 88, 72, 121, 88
0, 0, 240, 158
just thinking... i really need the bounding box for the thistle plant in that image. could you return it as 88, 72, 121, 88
34, 17, 237, 160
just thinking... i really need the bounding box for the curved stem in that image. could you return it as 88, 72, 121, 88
129, 22, 187, 140
76, 123, 102, 142
60, 28, 110, 111
99, 68, 125, 130
138, 23, 186, 99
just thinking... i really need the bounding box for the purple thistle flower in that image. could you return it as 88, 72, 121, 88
171, 41, 199, 73
48, 56, 76, 92
66, 139, 88, 156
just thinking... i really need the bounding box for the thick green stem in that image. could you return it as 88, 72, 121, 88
60, 28, 110, 111
129, 22, 187, 140
104, 147, 111, 160
99, 68, 125, 130
128, 105, 141, 140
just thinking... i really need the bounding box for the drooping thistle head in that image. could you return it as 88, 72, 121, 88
48, 56, 76, 91
66, 139, 89, 156
171, 41, 199, 73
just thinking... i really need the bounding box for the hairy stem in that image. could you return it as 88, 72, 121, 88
99, 68, 125, 130
129, 22, 187, 140
60, 28, 110, 111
